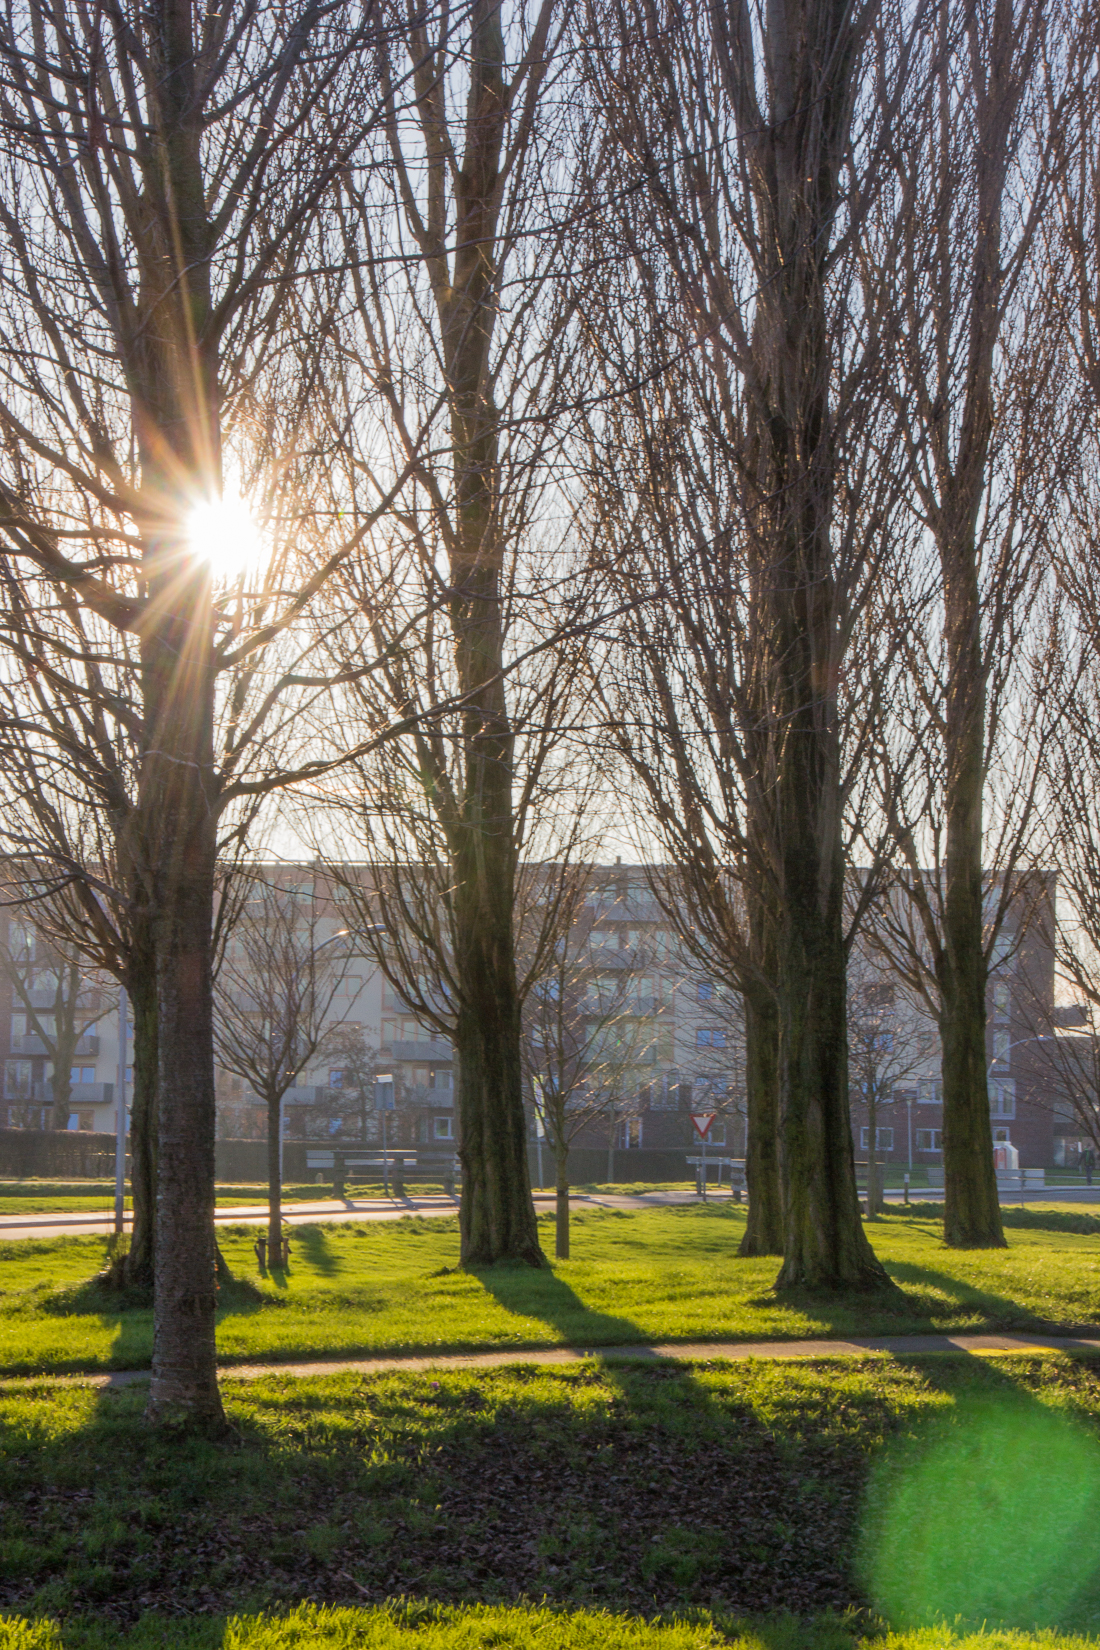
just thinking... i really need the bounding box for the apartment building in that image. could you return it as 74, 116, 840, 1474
0, 862, 1070, 1173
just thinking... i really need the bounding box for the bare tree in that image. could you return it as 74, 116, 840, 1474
0, 920, 111, 1131
847, 958, 940, 1217
521, 885, 661, 1257
300, 0, 599, 1267
0, 0, 406, 1427
863, 0, 1071, 1248
214, 872, 356, 1260
579, 0, 934, 1289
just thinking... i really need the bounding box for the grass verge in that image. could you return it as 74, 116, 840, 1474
0, 1204, 1097, 1376
2, 1606, 1100, 1650
1, 1355, 1100, 1633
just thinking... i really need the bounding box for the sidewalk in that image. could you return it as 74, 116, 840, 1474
14, 1328, 1100, 1391
0, 1188, 699, 1242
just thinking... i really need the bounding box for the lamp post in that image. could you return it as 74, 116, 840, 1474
114, 985, 128, 1237
376, 1073, 394, 1194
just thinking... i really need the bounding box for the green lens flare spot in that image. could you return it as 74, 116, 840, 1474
859, 1391, 1100, 1630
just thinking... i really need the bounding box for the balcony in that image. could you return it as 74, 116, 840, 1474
75, 1035, 100, 1057
385, 1038, 453, 1062
67, 1082, 114, 1107
9, 1034, 48, 1056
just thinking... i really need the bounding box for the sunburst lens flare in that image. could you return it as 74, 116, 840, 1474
187, 487, 264, 582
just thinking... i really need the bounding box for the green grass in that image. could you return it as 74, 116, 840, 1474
2, 1610, 1099, 1650
0, 1204, 1097, 1376
2, 1355, 1100, 1632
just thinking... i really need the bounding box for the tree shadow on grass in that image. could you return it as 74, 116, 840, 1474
293, 1225, 341, 1278
470, 1258, 651, 1349
882, 1257, 1063, 1332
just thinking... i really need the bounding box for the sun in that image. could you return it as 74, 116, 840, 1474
187, 485, 265, 582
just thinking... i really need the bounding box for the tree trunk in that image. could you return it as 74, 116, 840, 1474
938, 561, 1004, 1247
267, 1091, 283, 1264
555, 1143, 570, 1261
773, 796, 887, 1289
442, 0, 542, 1271
456, 990, 543, 1267
124, 943, 158, 1290
740, 981, 783, 1256
143, 577, 224, 1428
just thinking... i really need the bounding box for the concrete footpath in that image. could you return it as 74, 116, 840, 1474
12, 1329, 1100, 1392
4, 1184, 1100, 1242
0, 1189, 696, 1242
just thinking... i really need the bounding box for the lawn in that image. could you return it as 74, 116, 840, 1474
0, 1205, 1097, 1376
1, 1353, 1100, 1635
0, 1612, 1098, 1650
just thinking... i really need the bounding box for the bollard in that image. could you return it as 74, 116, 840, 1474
255, 1234, 267, 1270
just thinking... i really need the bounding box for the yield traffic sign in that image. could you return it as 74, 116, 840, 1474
691, 1112, 715, 1140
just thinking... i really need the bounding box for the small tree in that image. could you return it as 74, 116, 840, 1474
522, 913, 658, 1258
214, 874, 356, 1261
1, 922, 110, 1130
847, 964, 939, 1218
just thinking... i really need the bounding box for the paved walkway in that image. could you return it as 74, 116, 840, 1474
15, 1329, 1100, 1392
0, 1189, 699, 1242
4, 1184, 1098, 1242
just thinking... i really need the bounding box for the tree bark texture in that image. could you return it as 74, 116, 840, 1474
928, 1, 1019, 1251
124, 941, 158, 1290
939, 561, 1004, 1245
443, 0, 542, 1268
740, 982, 783, 1255
717, 0, 891, 1291
139, 0, 226, 1426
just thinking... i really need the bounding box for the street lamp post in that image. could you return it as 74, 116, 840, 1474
376, 1073, 394, 1195
114, 985, 128, 1237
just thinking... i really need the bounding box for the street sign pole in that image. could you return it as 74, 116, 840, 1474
690, 1112, 716, 1201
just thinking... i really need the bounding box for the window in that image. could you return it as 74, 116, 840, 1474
68, 1110, 95, 1132
916, 1128, 943, 1151
10, 1015, 25, 1041
870, 1031, 894, 1054
990, 1079, 1016, 1119
70, 1067, 96, 1085
696, 1027, 726, 1049
992, 982, 1010, 1021
918, 1078, 943, 1105
657, 1027, 675, 1062
697, 981, 713, 1003
710, 1119, 727, 1146
619, 1117, 642, 1148
8, 922, 34, 961
328, 1117, 344, 1135
860, 1126, 894, 1150
431, 1069, 452, 1090
329, 1069, 345, 1089
991, 1030, 1011, 1066
991, 932, 1016, 971
4, 1060, 31, 1100
434, 1115, 454, 1139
